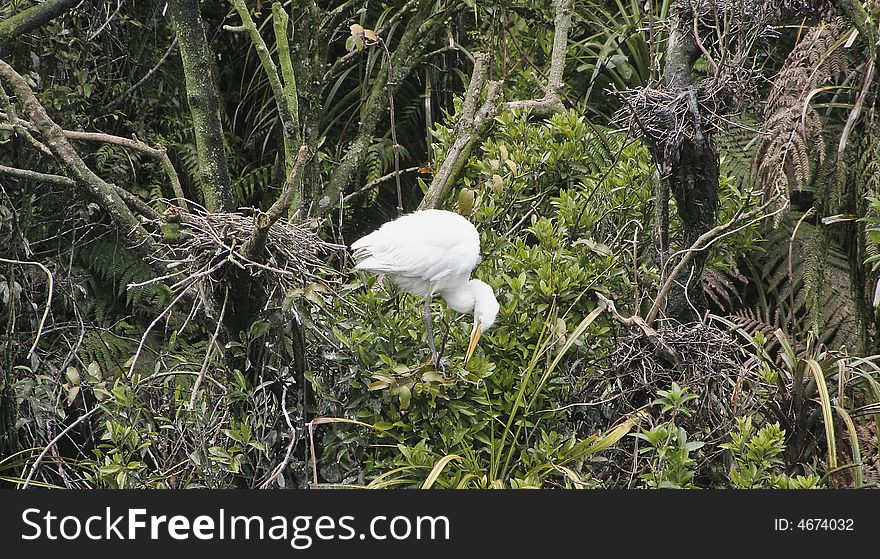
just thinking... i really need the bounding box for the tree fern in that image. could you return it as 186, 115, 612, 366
730, 212, 861, 352
753, 20, 848, 217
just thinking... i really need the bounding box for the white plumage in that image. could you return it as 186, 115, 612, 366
351, 209, 499, 365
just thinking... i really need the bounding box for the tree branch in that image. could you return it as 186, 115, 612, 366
418, 0, 573, 210
229, 0, 299, 170
63, 130, 187, 210
0, 0, 79, 47
501, 0, 572, 115
645, 197, 787, 326
0, 60, 158, 251
243, 145, 310, 260
418, 53, 502, 210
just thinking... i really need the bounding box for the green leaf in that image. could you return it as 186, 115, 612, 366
422, 454, 461, 489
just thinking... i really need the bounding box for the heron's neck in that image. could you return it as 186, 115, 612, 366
437, 283, 475, 314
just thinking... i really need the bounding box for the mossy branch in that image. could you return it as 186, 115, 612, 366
502, 0, 572, 115
0, 0, 79, 46
0, 60, 158, 254
418, 0, 573, 210
229, 0, 299, 171
273, 2, 299, 146
63, 130, 187, 211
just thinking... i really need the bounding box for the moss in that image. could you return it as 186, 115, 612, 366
166, 0, 233, 212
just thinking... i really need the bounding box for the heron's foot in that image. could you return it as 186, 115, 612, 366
431, 352, 448, 373
436, 356, 450, 374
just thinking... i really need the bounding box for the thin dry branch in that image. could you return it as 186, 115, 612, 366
596, 292, 681, 365
103, 37, 179, 111
646, 196, 787, 326
21, 407, 100, 489
0, 257, 53, 359
189, 286, 228, 410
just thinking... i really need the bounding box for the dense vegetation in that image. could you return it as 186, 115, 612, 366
1, 0, 879, 489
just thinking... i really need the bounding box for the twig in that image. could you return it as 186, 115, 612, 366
188, 286, 228, 409
341, 166, 419, 204
597, 292, 680, 365
21, 408, 100, 489
87, 0, 124, 41
258, 384, 297, 489
377, 36, 404, 216
0, 257, 53, 359
127, 281, 197, 378
646, 197, 786, 326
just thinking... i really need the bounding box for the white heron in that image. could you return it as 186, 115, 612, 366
351, 209, 500, 367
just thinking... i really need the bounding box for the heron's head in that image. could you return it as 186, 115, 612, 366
465, 279, 499, 363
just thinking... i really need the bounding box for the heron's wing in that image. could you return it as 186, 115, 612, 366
351, 211, 480, 284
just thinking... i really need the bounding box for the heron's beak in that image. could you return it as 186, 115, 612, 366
465, 321, 482, 363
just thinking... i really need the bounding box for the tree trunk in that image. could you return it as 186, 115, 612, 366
167, 0, 233, 213
653, 7, 720, 321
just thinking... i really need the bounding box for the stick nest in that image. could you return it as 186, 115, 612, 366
145, 204, 344, 304
568, 320, 765, 487
615, 74, 754, 149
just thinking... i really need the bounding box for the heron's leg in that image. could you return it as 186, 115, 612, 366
422, 298, 441, 369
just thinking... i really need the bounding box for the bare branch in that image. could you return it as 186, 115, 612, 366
646, 197, 787, 326
0, 257, 53, 359
418, 53, 500, 210
418, 0, 573, 210
103, 37, 179, 111
502, 0, 572, 115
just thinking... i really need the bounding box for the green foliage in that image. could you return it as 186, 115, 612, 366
79, 238, 170, 315
725, 212, 863, 353
635, 384, 703, 489
721, 416, 821, 489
